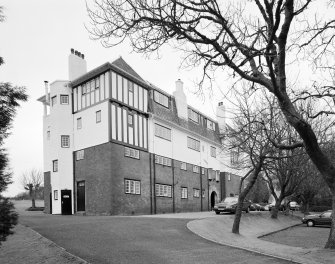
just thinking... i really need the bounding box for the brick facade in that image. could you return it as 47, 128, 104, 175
73, 142, 222, 215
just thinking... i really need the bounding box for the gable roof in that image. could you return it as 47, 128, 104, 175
111, 57, 145, 82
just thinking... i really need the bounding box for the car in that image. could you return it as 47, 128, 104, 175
302, 210, 332, 227
214, 197, 251, 214
250, 203, 264, 211
288, 201, 300, 211
269, 201, 286, 211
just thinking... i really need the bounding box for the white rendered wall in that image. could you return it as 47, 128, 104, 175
149, 119, 221, 171
73, 101, 109, 151
46, 80, 74, 214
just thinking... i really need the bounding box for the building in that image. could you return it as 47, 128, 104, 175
38, 49, 243, 215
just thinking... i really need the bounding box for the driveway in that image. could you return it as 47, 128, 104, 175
19, 213, 294, 264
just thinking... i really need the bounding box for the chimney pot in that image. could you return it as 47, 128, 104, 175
81, 54, 85, 59
44, 80, 48, 84
71, 48, 74, 54
75, 50, 78, 56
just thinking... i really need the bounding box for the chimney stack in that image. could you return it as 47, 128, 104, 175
216, 102, 226, 134
173, 79, 188, 120
68, 48, 87, 81
44, 81, 49, 116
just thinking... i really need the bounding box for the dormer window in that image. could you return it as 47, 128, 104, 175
188, 108, 199, 123
154, 91, 169, 108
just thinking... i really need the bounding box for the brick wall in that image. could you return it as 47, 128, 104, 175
74, 142, 219, 215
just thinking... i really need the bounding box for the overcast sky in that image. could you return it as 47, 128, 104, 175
1, 0, 226, 196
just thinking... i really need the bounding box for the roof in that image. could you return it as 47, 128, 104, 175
70, 57, 149, 90
149, 96, 221, 144
111, 57, 144, 82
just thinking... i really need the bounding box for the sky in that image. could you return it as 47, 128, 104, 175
1, 0, 226, 196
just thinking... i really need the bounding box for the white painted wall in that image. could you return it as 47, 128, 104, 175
73, 101, 109, 151
149, 119, 221, 172
45, 80, 74, 214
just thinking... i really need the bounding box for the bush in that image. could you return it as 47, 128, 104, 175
0, 197, 18, 244
309, 205, 332, 212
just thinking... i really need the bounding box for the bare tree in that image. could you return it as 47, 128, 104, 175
88, 0, 335, 248
21, 169, 43, 209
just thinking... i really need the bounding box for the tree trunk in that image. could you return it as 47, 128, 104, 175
232, 160, 263, 234
325, 189, 335, 249
32, 197, 36, 208
271, 200, 281, 219
232, 196, 244, 234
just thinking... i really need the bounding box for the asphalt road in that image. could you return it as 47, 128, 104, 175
20, 213, 295, 264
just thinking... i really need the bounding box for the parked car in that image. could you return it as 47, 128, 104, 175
260, 203, 270, 211
288, 201, 300, 211
214, 197, 251, 214
250, 203, 265, 211
302, 210, 332, 227
269, 201, 286, 211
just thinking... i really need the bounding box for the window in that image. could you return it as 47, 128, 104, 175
210, 146, 216, 158
96, 110, 101, 123
54, 190, 58, 200
155, 184, 172, 197
202, 189, 205, 198
125, 147, 140, 159
77, 118, 82, 129
95, 77, 100, 89
128, 114, 133, 126
61, 135, 70, 148
155, 155, 172, 166
207, 119, 215, 131
230, 150, 239, 164
193, 165, 199, 173
193, 189, 200, 198
154, 91, 169, 108
128, 81, 134, 93
187, 137, 200, 151
155, 124, 171, 141
188, 108, 199, 123
201, 168, 205, 175
180, 162, 187, 171
125, 179, 141, 195
228, 173, 231, 181
208, 169, 213, 180
60, 95, 69, 105
52, 160, 58, 172
215, 171, 220, 182
47, 131, 50, 140
181, 187, 188, 199
76, 150, 85, 160
51, 96, 57, 106
82, 83, 87, 95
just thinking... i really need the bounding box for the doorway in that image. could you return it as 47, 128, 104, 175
49, 192, 52, 214
61, 190, 72, 215
77, 181, 85, 212
210, 191, 217, 210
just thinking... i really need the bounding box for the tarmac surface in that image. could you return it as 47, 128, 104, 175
1, 201, 334, 264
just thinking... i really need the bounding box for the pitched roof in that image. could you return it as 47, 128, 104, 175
111, 57, 144, 82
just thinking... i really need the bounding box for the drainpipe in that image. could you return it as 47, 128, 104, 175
172, 159, 175, 213
153, 154, 156, 214
44, 81, 49, 116
149, 153, 153, 214
200, 167, 203, 211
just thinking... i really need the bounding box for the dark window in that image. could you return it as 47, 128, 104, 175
52, 160, 58, 172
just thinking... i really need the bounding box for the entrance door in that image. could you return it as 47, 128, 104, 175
77, 181, 85, 211
49, 192, 52, 214
210, 191, 217, 210
61, 190, 72, 215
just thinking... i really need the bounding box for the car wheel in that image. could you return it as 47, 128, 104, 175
307, 220, 314, 227
215, 211, 220, 215
245, 207, 249, 213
